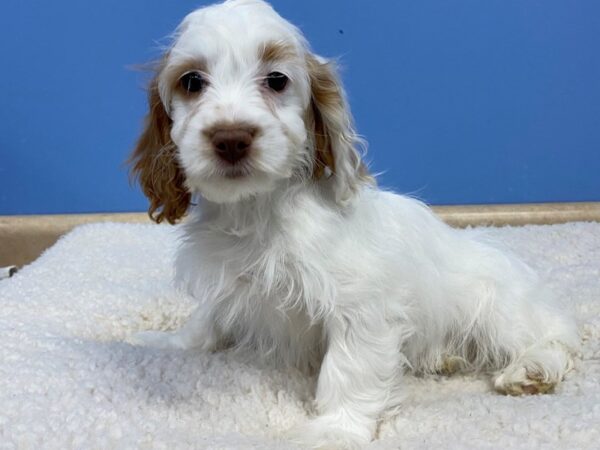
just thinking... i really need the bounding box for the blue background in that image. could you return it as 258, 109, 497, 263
1, 0, 599, 215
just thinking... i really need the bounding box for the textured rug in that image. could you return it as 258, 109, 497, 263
1, 221, 599, 449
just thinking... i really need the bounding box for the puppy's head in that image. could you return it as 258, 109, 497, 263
130, 0, 371, 223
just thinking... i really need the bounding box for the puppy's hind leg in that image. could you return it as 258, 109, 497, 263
493, 341, 575, 395
490, 291, 578, 396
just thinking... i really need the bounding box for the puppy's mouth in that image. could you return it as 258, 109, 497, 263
223, 167, 251, 179
217, 163, 254, 180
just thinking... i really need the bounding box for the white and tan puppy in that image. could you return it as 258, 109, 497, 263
129, 1, 578, 447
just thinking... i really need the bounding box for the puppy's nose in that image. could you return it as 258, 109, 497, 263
211, 129, 254, 164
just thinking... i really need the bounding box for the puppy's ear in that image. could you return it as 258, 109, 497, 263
306, 54, 372, 205
129, 74, 190, 224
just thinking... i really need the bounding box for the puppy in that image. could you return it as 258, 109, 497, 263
129, 0, 579, 447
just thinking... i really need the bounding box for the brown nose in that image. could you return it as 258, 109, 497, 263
211, 128, 254, 164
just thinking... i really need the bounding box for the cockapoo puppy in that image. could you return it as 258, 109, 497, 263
129, 0, 578, 447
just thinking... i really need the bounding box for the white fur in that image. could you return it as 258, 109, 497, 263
131, 1, 579, 448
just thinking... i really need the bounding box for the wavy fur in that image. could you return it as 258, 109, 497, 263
129, 1, 579, 448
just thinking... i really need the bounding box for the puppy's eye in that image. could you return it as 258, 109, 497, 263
180, 72, 205, 93
266, 72, 288, 92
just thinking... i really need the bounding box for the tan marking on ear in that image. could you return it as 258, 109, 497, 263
309, 101, 335, 179
306, 53, 373, 190
306, 54, 340, 179
128, 71, 190, 224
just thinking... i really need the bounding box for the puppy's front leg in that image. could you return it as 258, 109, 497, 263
292, 309, 401, 449
129, 306, 220, 352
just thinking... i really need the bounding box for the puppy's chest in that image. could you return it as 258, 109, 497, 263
217, 240, 326, 365
227, 242, 310, 303
187, 224, 335, 317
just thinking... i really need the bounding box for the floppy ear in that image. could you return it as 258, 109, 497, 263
128, 75, 190, 224
306, 54, 372, 205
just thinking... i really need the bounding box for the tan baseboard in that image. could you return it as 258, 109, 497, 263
0, 213, 150, 269
433, 202, 600, 228
1, 202, 599, 269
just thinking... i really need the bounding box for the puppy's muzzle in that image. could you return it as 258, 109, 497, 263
210, 127, 256, 164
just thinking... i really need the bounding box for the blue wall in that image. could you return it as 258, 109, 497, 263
1, 0, 599, 215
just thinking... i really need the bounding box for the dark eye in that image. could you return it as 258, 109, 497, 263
266, 72, 288, 92
179, 72, 205, 93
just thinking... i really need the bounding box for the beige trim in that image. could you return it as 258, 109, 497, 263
434, 202, 600, 228
1, 202, 599, 269
0, 213, 150, 269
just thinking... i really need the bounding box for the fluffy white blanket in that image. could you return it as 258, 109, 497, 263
1, 222, 599, 449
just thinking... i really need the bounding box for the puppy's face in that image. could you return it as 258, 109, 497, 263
131, 0, 370, 223
163, 2, 312, 204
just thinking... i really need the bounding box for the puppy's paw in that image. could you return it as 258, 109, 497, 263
494, 366, 557, 396
287, 417, 371, 450
126, 330, 185, 349
437, 355, 468, 376
493, 343, 573, 396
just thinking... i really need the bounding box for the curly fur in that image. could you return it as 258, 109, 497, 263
129, 1, 579, 448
